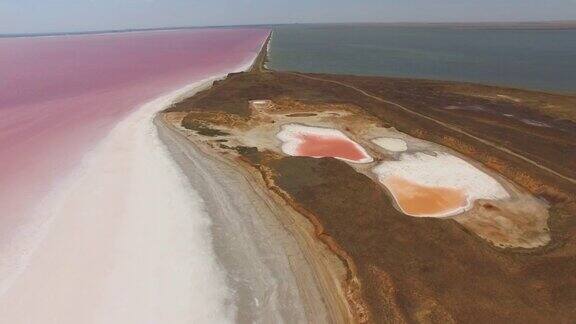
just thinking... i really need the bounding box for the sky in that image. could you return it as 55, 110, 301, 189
1, 0, 576, 34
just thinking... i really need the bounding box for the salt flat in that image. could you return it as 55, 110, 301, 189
0, 29, 268, 291
0, 29, 271, 323
0, 80, 239, 323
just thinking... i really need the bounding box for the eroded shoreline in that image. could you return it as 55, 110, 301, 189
156, 113, 355, 323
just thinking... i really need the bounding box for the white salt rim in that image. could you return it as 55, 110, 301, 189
372, 137, 408, 152
277, 124, 373, 163
373, 152, 510, 217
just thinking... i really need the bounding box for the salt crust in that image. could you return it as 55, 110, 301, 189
372, 137, 408, 152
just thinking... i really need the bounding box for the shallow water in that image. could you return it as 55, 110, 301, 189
296, 133, 367, 162
157, 117, 321, 323
373, 152, 509, 217
383, 176, 468, 217
0, 28, 269, 322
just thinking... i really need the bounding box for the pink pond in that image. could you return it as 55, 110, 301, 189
296, 134, 367, 161
276, 124, 373, 163
0, 28, 269, 226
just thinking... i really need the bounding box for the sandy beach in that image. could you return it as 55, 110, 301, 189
0, 29, 270, 304
156, 116, 328, 323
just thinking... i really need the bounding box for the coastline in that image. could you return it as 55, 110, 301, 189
0, 29, 272, 300
157, 32, 355, 322
0, 78, 241, 323
156, 114, 350, 323
0, 29, 274, 323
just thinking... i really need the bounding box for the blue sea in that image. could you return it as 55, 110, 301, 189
268, 24, 576, 93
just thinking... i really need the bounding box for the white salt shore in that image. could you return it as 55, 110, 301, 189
277, 124, 373, 163
372, 137, 408, 152
373, 152, 510, 217
156, 116, 321, 323
0, 79, 237, 323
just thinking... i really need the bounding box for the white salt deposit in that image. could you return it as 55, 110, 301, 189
0, 79, 236, 323
251, 100, 269, 104
372, 137, 408, 152
250, 100, 272, 109
373, 152, 509, 215
277, 124, 373, 163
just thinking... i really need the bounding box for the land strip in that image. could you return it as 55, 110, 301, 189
161, 30, 576, 322
286, 72, 576, 185
156, 113, 353, 323
165, 69, 576, 322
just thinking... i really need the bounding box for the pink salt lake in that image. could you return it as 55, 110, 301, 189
276, 124, 373, 163
0, 28, 269, 237
296, 133, 368, 162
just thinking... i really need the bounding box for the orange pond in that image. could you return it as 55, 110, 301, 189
383, 176, 468, 217
296, 133, 368, 162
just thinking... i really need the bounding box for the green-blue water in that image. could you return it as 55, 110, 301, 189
268, 25, 576, 93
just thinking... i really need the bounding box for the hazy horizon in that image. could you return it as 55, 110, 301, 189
3, 20, 576, 37
2, 0, 576, 34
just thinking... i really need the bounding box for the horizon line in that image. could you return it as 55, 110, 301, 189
2, 19, 575, 38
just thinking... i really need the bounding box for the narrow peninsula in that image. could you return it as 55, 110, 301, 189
159, 35, 576, 323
